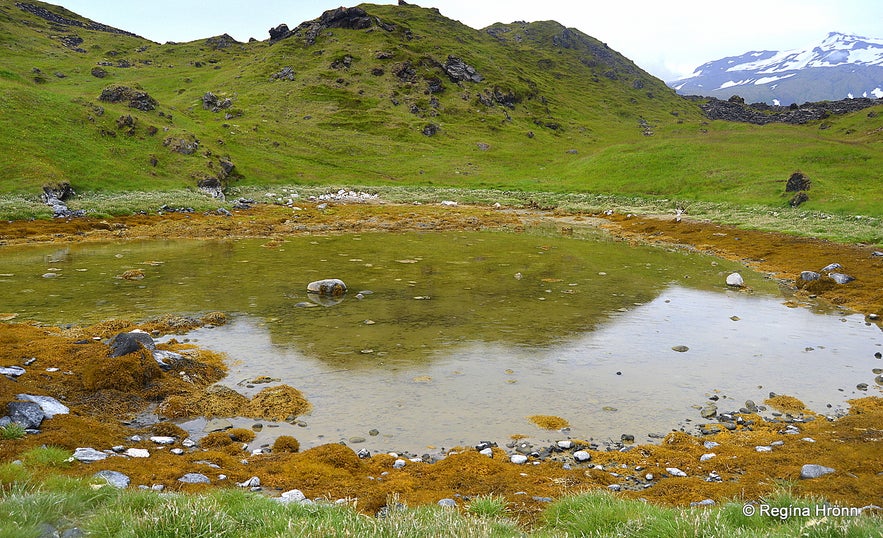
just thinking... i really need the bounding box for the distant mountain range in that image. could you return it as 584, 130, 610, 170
669, 32, 883, 105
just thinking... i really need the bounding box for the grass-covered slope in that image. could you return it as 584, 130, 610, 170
0, 0, 881, 216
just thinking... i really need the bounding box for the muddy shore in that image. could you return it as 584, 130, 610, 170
1, 202, 881, 524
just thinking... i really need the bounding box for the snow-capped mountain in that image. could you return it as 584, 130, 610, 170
669, 32, 883, 105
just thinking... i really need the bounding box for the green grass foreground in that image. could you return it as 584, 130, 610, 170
1, 458, 880, 538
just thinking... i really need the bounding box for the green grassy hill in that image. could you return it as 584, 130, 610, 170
1, 0, 881, 216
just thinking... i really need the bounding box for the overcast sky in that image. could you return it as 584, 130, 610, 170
57, 0, 882, 81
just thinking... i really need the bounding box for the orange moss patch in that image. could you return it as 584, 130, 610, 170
272, 435, 300, 453
245, 385, 312, 421
599, 212, 883, 319
528, 415, 570, 430
765, 395, 810, 414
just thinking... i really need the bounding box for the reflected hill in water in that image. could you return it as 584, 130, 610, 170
0, 227, 781, 365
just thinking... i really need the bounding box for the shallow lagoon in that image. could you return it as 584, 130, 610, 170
1, 226, 880, 453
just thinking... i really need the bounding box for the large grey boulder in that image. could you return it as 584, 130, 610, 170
17, 394, 69, 418
7, 401, 44, 429
108, 331, 156, 357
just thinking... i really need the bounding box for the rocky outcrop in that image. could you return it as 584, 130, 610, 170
98, 85, 157, 111
696, 96, 881, 125
202, 92, 233, 112
15, 2, 141, 37
205, 34, 239, 50
270, 7, 395, 45
443, 56, 482, 83
42, 182, 85, 218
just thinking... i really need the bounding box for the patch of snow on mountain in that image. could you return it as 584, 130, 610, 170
754, 73, 796, 85
719, 79, 751, 89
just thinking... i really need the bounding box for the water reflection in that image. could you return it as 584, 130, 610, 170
182, 285, 882, 453
2, 229, 880, 452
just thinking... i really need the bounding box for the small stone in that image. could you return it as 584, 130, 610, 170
607, 484, 622, 492
278, 489, 306, 503
437, 498, 457, 507
178, 473, 211, 484
479, 448, 493, 457
94, 470, 130, 489
672, 345, 689, 352
666, 467, 687, 477
238, 476, 260, 488
15, 394, 69, 418
393, 459, 406, 469
0, 366, 26, 377
703, 441, 720, 449
510, 454, 528, 464
645, 473, 654, 481
349, 436, 366, 444
700, 403, 717, 419
829, 273, 855, 284
149, 436, 175, 445
820, 263, 842, 272
755, 446, 773, 452
691, 499, 716, 507
799, 271, 821, 285
204, 418, 233, 432
307, 279, 347, 297
170, 448, 185, 455
124, 448, 150, 458
557, 440, 573, 449
72, 448, 107, 463
800, 464, 835, 479
182, 439, 196, 448
700, 453, 716, 462
573, 450, 592, 462
725, 273, 744, 287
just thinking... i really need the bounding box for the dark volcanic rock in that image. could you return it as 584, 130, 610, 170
443, 56, 483, 83
16, 2, 142, 37
98, 85, 158, 111
786, 172, 811, 192
205, 33, 239, 50
697, 96, 881, 125
108, 331, 156, 358
278, 7, 395, 46
7, 401, 44, 429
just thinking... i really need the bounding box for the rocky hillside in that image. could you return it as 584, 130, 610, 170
1, 1, 881, 216
670, 32, 883, 105
0, 0, 698, 196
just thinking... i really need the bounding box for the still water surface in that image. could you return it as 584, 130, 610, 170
1, 227, 880, 453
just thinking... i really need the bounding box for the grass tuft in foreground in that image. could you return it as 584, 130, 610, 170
0, 469, 879, 538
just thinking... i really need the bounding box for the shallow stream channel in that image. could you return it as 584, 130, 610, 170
1, 224, 881, 454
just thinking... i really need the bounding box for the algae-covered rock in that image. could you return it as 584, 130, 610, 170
306, 279, 347, 297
